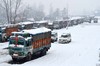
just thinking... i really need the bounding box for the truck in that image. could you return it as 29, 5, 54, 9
18, 21, 34, 30
93, 18, 98, 23
51, 31, 58, 43
9, 27, 51, 61
0, 24, 18, 42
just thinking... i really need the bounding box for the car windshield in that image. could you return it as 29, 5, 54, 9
9, 39, 25, 45
61, 35, 68, 38
51, 34, 55, 36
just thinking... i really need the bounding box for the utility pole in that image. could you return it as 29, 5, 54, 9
66, 2, 69, 19
66, 1, 70, 30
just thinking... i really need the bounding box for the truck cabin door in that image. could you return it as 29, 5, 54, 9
26, 39, 32, 47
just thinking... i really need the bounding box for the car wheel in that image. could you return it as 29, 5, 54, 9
69, 39, 71, 42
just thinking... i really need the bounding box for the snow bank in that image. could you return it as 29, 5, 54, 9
0, 22, 100, 66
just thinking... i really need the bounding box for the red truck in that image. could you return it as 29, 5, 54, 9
0, 24, 18, 42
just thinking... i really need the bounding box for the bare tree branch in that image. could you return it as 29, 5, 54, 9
13, 0, 21, 23
3, 0, 10, 23
0, 0, 22, 24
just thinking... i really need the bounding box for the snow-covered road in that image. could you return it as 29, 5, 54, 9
0, 22, 100, 66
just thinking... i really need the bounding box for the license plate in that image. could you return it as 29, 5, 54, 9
13, 54, 18, 56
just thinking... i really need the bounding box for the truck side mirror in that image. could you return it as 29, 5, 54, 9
26, 40, 31, 46
26, 41, 29, 46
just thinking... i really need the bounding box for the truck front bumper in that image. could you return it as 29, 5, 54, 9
11, 53, 26, 59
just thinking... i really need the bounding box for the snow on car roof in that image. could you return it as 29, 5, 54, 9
23, 27, 51, 35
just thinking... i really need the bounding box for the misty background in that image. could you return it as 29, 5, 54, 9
0, 0, 100, 24
24, 0, 100, 15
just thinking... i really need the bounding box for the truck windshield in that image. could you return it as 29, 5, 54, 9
9, 39, 25, 45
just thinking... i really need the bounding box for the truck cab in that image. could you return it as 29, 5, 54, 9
9, 32, 32, 60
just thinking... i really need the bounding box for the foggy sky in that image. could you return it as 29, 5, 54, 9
23, 0, 100, 15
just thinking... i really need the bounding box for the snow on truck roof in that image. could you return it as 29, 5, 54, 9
12, 31, 26, 34
48, 22, 53, 25
23, 27, 51, 35
35, 21, 48, 23
70, 17, 83, 20
18, 21, 33, 25
3, 24, 18, 28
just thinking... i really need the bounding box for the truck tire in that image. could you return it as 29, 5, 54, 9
12, 58, 17, 61
26, 53, 32, 61
41, 48, 47, 56
2, 38, 6, 42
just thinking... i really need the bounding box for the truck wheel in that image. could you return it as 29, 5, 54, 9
12, 58, 17, 61
3, 38, 6, 42
41, 48, 47, 56
26, 53, 32, 61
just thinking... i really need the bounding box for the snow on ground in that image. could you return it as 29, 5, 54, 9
0, 22, 100, 66
0, 42, 11, 65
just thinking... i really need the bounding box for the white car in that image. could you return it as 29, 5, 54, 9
59, 33, 71, 43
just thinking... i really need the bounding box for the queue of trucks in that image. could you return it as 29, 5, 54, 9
0, 22, 52, 61
0, 16, 98, 61
0, 22, 34, 42
0, 16, 98, 42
